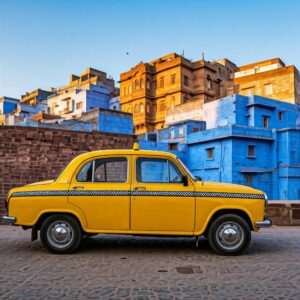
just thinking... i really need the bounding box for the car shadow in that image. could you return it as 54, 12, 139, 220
79, 235, 211, 254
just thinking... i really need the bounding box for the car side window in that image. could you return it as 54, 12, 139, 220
77, 158, 127, 183
77, 161, 93, 182
136, 158, 182, 183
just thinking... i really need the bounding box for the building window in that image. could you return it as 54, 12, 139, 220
139, 103, 144, 113
170, 74, 176, 85
146, 103, 150, 113
184, 75, 189, 86
170, 128, 175, 139
263, 116, 269, 128
265, 84, 273, 95
159, 102, 165, 111
159, 77, 164, 88
76, 102, 83, 110
206, 148, 214, 160
207, 78, 211, 90
135, 80, 139, 90
128, 84, 132, 93
248, 145, 255, 157
278, 111, 283, 121
140, 78, 144, 89
243, 88, 253, 96
134, 104, 139, 113
179, 126, 184, 136
146, 79, 150, 89
153, 104, 157, 114
245, 174, 253, 186
123, 87, 126, 95
169, 143, 178, 150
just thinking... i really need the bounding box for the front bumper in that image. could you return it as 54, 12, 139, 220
2, 216, 16, 225
255, 218, 272, 228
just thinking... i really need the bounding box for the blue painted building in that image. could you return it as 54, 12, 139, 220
18, 108, 134, 135
140, 95, 300, 200
0, 97, 19, 115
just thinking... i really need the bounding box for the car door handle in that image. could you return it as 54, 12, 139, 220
72, 186, 84, 190
134, 187, 146, 191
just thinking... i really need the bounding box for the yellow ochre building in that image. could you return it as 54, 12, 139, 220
120, 53, 237, 134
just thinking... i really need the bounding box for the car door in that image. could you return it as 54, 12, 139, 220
131, 155, 195, 233
69, 155, 131, 231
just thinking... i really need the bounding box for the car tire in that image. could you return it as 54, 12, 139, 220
40, 214, 82, 254
208, 214, 251, 256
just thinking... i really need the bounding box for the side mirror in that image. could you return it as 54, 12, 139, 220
194, 175, 202, 181
182, 175, 188, 186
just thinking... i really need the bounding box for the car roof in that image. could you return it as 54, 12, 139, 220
75, 149, 177, 159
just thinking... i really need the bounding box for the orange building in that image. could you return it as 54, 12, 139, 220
234, 58, 300, 105
120, 53, 237, 134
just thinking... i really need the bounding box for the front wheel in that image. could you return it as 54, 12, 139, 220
208, 214, 251, 255
40, 214, 82, 254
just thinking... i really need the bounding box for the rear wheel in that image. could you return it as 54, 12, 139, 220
40, 214, 82, 254
208, 214, 251, 255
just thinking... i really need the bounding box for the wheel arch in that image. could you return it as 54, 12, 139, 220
34, 211, 86, 232
203, 208, 254, 237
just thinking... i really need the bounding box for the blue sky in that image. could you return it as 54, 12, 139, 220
0, 0, 300, 98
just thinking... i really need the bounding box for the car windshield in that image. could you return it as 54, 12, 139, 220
177, 158, 197, 181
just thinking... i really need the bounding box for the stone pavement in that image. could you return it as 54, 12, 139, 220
0, 226, 299, 300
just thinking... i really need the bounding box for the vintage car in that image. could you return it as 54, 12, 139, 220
3, 143, 271, 255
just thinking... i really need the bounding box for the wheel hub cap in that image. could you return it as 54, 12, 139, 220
216, 222, 244, 250
47, 221, 74, 249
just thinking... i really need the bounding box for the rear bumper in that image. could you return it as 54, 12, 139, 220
255, 218, 272, 228
2, 216, 16, 224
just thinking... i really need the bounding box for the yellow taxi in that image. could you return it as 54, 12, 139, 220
3, 143, 271, 255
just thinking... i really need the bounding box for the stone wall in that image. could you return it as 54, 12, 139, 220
266, 201, 300, 226
0, 126, 135, 218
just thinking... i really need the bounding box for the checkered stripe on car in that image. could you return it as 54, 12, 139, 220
131, 191, 195, 197
12, 191, 69, 197
11, 190, 264, 199
195, 192, 265, 199
68, 190, 131, 196
12, 190, 131, 197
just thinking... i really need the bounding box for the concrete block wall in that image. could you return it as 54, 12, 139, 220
0, 126, 135, 218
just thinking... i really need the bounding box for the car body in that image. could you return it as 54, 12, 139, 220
3, 143, 271, 255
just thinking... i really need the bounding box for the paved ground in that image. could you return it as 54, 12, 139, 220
0, 226, 299, 300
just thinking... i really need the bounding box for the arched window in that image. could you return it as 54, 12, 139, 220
139, 103, 144, 113
140, 78, 145, 89
153, 104, 157, 113
128, 84, 132, 94
123, 87, 126, 95
135, 80, 139, 90
146, 103, 150, 113
159, 102, 165, 111
134, 104, 139, 113
146, 79, 150, 89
